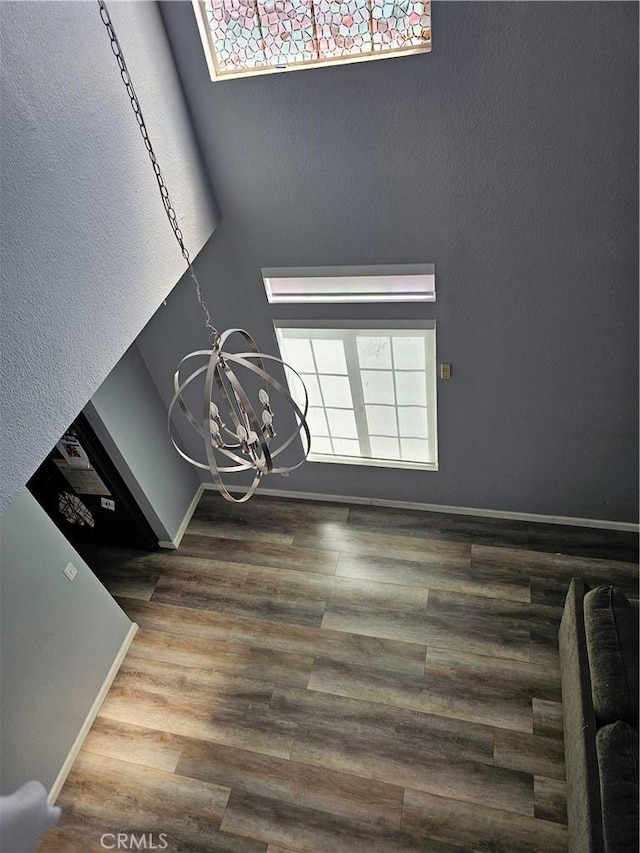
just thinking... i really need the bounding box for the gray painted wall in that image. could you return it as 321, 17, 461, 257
145, 0, 638, 522
0, 0, 217, 513
85, 342, 201, 545
0, 490, 132, 794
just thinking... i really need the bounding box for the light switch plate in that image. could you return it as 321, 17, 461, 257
439, 363, 452, 380
101, 497, 115, 511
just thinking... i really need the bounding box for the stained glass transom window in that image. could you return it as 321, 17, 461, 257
194, 0, 431, 79
275, 322, 438, 470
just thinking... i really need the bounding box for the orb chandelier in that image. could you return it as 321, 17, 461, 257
98, 1, 310, 503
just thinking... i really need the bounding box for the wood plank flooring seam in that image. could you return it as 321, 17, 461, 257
401, 786, 568, 853
147, 592, 330, 631
176, 737, 408, 829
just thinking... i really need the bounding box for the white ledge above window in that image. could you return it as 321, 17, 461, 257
262, 264, 435, 304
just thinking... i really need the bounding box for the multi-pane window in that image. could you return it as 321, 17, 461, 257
275, 321, 437, 470
192, 0, 432, 81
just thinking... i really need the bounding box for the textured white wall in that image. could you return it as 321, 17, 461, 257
0, 489, 132, 793
0, 1, 217, 513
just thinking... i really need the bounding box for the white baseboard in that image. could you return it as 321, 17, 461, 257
158, 483, 205, 549
48, 622, 139, 805
202, 482, 638, 532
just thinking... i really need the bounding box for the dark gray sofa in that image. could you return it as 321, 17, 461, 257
559, 578, 639, 853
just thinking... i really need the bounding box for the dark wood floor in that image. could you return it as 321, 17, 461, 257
39, 495, 638, 853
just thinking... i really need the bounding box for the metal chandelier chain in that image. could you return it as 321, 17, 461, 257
97, 0, 311, 504
97, 0, 218, 344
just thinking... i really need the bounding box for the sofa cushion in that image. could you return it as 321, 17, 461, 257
596, 721, 639, 853
584, 585, 639, 725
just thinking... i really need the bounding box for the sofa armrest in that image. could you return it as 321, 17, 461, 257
559, 578, 605, 853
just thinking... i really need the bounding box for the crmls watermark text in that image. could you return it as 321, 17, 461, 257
100, 833, 169, 850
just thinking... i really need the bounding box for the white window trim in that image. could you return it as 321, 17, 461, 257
275, 319, 438, 472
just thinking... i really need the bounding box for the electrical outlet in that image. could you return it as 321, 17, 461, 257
63, 562, 78, 582
101, 497, 115, 511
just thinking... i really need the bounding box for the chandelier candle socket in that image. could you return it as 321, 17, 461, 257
98, 0, 311, 502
